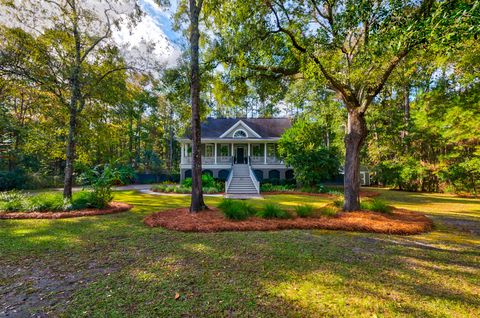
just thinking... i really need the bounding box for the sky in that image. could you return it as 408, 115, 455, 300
0, 0, 183, 67
114, 0, 182, 66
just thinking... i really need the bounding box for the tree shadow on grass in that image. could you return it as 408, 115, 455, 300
54, 228, 480, 317
1, 190, 479, 317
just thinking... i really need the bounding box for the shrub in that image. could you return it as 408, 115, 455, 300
361, 198, 391, 213
333, 198, 344, 208
218, 199, 256, 220
182, 174, 219, 188
300, 185, 317, 193
260, 183, 295, 192
151, 184, 166, 192
0, 190, 27, 212
278, 120, 342, 186
317, 184, 328, 193
27, 192, 64, 212
294, 204, 314, 218
71, 190, 110, 209
257, 203, 291, 219
326, 189, 343, 196
0, 189, 111, 213
318, 206, 338, 217
204, 187, 220, 194
153, 177, 223, 194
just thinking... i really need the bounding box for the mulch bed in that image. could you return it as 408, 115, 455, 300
144, 207, 432, 235
0, 202, 133, 220
262, 190, 380, 198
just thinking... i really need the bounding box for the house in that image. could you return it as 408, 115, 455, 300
178, 118, 294, 194
178, 117, 371, 195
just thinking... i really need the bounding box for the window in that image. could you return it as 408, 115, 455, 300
252, 144, 262, 156
267, 144, 277, 157
205, 144, 214, 157
220, 144, 229, 156
233, 129, 247, 138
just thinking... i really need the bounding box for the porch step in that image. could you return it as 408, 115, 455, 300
226, 164, 259, 194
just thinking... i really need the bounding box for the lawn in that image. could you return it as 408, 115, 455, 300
0, 190, 479, 317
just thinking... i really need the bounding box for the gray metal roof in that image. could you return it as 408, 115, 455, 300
183, 118, 292, 139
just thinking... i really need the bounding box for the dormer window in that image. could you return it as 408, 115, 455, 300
233, 129, 247, 138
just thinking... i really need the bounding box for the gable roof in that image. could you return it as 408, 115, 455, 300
183, 118, 292, 139
219, 120, 262, 138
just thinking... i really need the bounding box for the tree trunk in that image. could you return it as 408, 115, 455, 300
168, 108, 174, 176
63, 100, 78, 199
64, 2, 81, 200
189, 0, 206, 212
343, 109, 367, 211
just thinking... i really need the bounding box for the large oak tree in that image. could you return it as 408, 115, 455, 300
207, 0, 476, 210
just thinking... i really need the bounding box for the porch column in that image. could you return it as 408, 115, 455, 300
248, 142, 250, 157
180, 142, 184, 163
214, 142, 217, 164
231, 143, 234, 158
264, 143, 267, 164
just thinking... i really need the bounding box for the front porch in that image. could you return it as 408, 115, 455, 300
180, 142, 284, 166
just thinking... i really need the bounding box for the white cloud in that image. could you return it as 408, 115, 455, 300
0, 0, 182, 68
113, 12, 181, 68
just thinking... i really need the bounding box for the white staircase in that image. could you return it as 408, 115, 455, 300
226, 164, 259, 194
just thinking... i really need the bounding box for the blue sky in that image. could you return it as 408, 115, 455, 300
139, 0, 183, 45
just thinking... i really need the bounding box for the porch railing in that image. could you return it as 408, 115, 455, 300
182, 156, 233, 165
248, 156, 260, 193
225, 160, 234, 193
250, 156, 284, 165
182, 155, 282, 165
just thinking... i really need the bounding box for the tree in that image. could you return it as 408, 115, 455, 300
0, 0, 138, 199
278, 119, 341, 186
187, 0, 207, 211
207, 0, 477, 210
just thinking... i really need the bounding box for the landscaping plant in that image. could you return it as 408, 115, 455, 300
361, 199, 391, 214
318, 206, 338, 217
218, 199, 257, 221
294, 204, 314, 218
257, 203, 291, 219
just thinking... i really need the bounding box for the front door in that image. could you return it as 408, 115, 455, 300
236, 147, 245, 164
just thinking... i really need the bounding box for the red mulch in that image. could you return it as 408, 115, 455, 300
262, 190, 380, 198
0, 202, 133, 220
144, 207, 432, 235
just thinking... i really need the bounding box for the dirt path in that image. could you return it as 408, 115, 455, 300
0, 254, 121, 317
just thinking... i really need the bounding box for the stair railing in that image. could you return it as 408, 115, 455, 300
225, 157, 234, 193
248, 156, 260, 194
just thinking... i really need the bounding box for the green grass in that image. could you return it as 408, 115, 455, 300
0, 189, 479, 317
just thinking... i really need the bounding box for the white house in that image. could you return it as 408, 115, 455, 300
178, 118, 294, 194
178, 117, 370, 195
